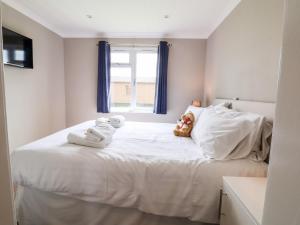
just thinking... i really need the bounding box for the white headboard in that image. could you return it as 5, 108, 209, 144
212, 98, 276, 119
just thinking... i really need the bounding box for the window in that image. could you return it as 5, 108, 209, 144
110, 47, 158, 112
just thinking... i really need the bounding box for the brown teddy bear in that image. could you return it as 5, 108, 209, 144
174, 112, 195, 137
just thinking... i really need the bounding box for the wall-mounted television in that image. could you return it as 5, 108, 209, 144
2, 27, 33, 69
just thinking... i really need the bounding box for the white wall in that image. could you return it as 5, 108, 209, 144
0, 2, 15, 224
64, 38, 206, 126
2, 4, 66, 150
262, 0, 300, 224
204, 0, 284, 104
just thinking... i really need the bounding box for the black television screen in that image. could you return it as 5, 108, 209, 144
2, 27, 33, 69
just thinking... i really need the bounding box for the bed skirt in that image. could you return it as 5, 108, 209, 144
16, 186, 215, 225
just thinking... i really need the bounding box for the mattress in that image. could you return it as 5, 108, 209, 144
11, 121, 268, 224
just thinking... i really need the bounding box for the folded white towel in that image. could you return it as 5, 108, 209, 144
109, 115, 125, 128
96, 117, 109, 123
95, 116, 125, 128
109, 115, 125, 124
94, 121, 115, 129
85, 132, 102, 142
86, 126, 115, 140
67, 132, 107, 148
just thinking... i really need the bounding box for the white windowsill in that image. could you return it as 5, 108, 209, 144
110, 107, 154, 114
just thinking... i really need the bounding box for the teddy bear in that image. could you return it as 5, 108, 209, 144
174, 111, 195, 137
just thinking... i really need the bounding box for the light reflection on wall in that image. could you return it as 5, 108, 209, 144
14, 50, 25, 61
3, 49, 9, 63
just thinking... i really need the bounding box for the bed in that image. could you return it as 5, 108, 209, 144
12, 99, 274, 225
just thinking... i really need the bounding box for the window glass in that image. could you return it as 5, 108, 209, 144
110, 67, 131, 111
111, 52, 129, 64
136, 52, 157, 111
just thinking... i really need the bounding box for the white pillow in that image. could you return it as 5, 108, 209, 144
190, 105, 229, 141
212, 104, 266, 159
228, 113, 265, 159
184, 105, 205, 125
191, 106, 255, 160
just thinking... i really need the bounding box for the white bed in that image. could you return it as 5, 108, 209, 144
12, 116, 268, 225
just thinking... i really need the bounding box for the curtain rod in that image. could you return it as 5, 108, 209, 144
96, 43, 172, 47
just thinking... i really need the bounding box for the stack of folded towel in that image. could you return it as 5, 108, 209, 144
67, 123, 115, 148
96, 115, 125, 128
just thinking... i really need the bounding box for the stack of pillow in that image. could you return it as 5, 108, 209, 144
180, 103, 270, 161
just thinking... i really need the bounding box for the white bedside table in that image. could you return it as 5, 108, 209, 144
220, 177, 267, 225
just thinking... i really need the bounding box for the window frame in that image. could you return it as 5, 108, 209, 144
110, 46, 158, 113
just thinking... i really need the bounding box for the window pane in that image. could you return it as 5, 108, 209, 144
111, 52, 130, 64
136, 52, 157, 111
110, 67, 131, 110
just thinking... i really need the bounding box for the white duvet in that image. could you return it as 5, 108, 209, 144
11, 121, 268, 224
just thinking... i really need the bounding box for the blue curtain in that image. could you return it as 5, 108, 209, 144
97, 41, 111, 113
154, 41, 169, 114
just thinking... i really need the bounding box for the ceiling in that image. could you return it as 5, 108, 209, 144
3, 0, 241, 39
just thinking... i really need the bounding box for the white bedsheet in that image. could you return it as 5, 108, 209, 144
11, 121, 268, 224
